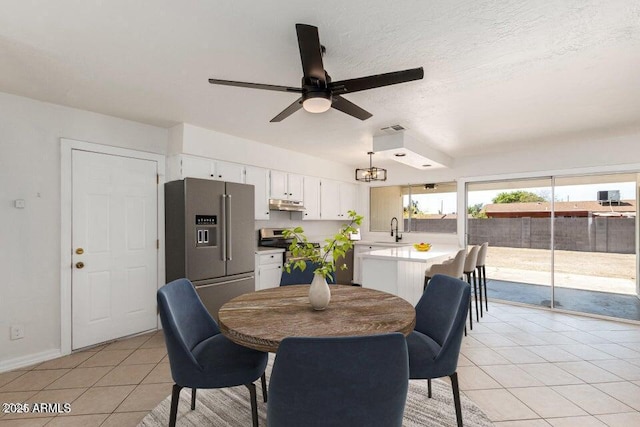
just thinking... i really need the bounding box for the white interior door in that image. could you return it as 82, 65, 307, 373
72, 149, 158, 349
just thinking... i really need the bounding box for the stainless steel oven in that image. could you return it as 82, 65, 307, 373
259, 228, 320, 264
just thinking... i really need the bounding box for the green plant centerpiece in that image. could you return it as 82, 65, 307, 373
283, 210, 363, 280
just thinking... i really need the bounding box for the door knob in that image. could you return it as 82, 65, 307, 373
75, 262, 85, 269
75, 248, 84, 255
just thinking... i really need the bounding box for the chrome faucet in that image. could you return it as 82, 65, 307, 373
390, 217, 402, 243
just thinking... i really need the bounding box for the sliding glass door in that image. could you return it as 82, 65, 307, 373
467, 173, 640, 321
552, 173, 638, 320
466, 178, 553, 308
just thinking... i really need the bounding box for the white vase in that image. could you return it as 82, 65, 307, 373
309, 273, 331, 310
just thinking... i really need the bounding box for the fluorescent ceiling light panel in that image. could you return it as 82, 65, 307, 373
373, 133, 452, 169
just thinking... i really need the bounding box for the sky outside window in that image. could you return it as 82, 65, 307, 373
404, 181, 635, 215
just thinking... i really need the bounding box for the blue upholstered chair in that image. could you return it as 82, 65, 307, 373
268, 334, 409, 427
157, 278, 268, 427
407, 274, 471, 427
424, 249, 473, 333
279, 260, 336, 285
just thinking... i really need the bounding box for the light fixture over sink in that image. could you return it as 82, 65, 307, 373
355, 152, 387, 182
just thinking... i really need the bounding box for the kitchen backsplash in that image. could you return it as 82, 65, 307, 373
254, 210, 351, 245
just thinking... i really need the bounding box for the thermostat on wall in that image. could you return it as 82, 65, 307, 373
14, 199, 25, 209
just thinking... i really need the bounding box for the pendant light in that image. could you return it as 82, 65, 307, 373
355, 151, 387, 182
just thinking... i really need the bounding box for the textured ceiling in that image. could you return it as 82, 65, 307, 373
1, 0, 639, 168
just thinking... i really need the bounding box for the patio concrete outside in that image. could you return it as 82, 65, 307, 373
485, 246, 638, 295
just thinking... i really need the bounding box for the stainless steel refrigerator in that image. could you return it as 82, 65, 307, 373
165, 178, 255, 317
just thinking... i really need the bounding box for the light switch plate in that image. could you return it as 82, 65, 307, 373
10, 324, 25, 340
14, 199, 25, 209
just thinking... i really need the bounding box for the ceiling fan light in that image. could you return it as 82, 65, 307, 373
302, 97, 331, 113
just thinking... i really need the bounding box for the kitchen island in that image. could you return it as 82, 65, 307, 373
359, 244, 460, 305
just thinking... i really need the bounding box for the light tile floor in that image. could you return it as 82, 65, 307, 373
0, 302, 639, 426
461, 302, 640, 426
0, 330, 171, 427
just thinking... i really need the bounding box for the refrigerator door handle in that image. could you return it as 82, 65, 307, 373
226, 193, 232, 261
221, 194, 227, 261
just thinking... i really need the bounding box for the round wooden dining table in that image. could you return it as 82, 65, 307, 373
218, 285, 416, 353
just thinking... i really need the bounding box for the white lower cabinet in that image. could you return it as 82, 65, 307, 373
353, 244, 386, 285
255, 251, 283, 290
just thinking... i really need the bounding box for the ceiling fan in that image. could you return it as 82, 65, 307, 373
208, 24, 424, 122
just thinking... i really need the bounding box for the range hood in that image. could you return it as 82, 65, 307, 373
269, 198, 305, 212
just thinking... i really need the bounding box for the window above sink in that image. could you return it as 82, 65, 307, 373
369, 182, 458, 234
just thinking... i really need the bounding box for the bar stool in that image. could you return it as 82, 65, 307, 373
424, 249, 473, 331
424, 249, 466, 289
475, 242, 489, 316
463, 245, 481, 323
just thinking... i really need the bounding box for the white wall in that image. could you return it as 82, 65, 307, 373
390, 130, 640, 185
0, 92, 168, 370
177, 123, 355, 182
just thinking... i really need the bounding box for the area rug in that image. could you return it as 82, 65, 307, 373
140, 359, 493, 427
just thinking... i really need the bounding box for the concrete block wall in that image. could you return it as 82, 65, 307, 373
404, 218, 457, 233
530, 218, 552, 249
607, 218, 636, 253
554, 217, 593, 251
418, 217, 635, 254
594, 217, 608, 252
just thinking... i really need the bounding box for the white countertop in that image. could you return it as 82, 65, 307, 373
354, 240, 409, 247
255, 247, 285, 255
358, 244, 460, 263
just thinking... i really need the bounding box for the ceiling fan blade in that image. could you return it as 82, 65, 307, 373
208, 78, 302, 93
295, 24, 326, 83
330, 67, 424, 94
331, 96, 372, 121
270, 97, 304, 122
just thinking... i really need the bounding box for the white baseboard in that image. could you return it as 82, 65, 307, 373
0, 349, 62, 373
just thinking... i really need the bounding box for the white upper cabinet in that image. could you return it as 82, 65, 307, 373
270, 170, 304, 201
178, 155, 245, 183
339, 182, 359, 217
288, 174, 304, 201
180, 155, 214, 179
213, 160, 245, 183
320, 179, 359, 220
168, 155, 360, 222
302, 176, 321, 220
270, 170, 288, 199
245, 166, 270, 220
320, 179, 341, 220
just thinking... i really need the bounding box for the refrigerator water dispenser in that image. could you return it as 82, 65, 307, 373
195, 215, 217, 247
